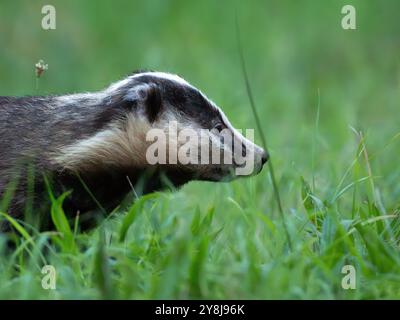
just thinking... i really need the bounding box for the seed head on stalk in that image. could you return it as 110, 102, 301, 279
35, 59, 48, 90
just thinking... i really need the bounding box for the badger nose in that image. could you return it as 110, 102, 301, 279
261, 151, 269, 165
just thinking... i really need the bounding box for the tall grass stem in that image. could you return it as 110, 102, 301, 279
235, 14, 292, 251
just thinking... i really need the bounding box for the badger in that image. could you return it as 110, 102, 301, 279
0, 71, 268, 228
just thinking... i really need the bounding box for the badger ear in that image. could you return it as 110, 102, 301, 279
124, 83, 162, 123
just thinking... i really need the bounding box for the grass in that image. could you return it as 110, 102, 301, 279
1, 0, 400, 299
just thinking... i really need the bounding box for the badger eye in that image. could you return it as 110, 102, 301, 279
213, 123, 224, 132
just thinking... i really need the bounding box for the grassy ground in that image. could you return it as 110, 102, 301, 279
0, 0, 400, 299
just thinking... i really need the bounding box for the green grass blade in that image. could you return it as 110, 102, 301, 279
235, 13, 292, 251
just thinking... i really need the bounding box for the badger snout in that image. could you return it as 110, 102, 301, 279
255, 149, 268, 174
261, 150, 269, 165
250, 144, 268, 175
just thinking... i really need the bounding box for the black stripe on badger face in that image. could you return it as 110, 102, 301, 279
130, 73, 221, 129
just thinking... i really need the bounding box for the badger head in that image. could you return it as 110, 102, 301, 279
55, 71, 268, 187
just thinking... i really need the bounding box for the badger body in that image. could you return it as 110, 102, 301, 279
0, 71, 267, 226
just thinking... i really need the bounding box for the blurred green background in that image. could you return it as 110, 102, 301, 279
0, 0, 399, 299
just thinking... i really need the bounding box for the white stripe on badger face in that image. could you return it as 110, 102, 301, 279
131, 72, 192, 88
217, 107, 265, 175
136, 72, 220, 110
131, 71, 222, 125
131, 72, 219, 109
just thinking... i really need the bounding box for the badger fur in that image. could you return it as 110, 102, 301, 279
0, 71, 267, 227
